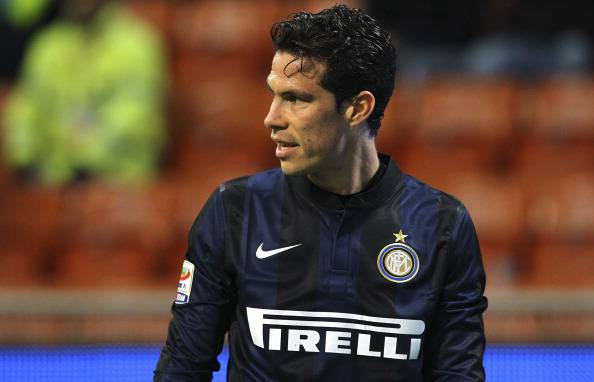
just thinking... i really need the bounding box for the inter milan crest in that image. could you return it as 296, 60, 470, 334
377, 230, 420, 283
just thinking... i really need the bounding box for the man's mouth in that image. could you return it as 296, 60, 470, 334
275, 140, 299, 158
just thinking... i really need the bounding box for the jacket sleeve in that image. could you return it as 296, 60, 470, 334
423, 206, 488, 381
154, 187, 236, 381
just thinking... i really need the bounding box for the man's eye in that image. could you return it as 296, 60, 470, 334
284, 94, 302, 103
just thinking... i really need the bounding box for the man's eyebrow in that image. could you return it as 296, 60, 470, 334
283, 89, 315, 101
265, 81, 314, 101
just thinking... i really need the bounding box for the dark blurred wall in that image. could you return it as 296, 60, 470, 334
365, 0, 594, 77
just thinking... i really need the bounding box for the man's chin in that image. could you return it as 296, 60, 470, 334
279, 160, 307, 176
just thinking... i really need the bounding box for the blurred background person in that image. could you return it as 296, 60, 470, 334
2, 0, 167, 186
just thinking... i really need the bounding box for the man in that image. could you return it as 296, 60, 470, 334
155, 5, 487, 381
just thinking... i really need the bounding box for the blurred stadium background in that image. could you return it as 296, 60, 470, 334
0, 0, 593, 380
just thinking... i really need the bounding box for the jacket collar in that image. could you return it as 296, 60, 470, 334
286, 153, 404, 210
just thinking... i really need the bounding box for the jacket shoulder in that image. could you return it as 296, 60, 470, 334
402, 174, 467, 216
217, 168, 284, 201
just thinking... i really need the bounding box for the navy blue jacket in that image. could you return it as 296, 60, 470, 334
155, 154, 488, 381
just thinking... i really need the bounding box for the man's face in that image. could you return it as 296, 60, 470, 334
265, 51, 351, 176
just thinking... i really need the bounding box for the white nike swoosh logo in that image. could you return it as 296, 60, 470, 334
256, 243, 302, 259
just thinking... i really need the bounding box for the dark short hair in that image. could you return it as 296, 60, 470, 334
271, 4, 396, 137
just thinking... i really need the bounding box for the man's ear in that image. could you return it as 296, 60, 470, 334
344, 91, 375, 127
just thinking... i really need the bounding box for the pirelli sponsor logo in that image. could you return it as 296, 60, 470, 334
246, 307, 425, 360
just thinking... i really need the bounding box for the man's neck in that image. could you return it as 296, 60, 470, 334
307, 142, 380, 196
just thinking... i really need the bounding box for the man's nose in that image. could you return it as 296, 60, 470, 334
264, 98, 286, 130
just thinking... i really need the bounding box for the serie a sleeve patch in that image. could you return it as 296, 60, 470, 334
175, 260, 195, 304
